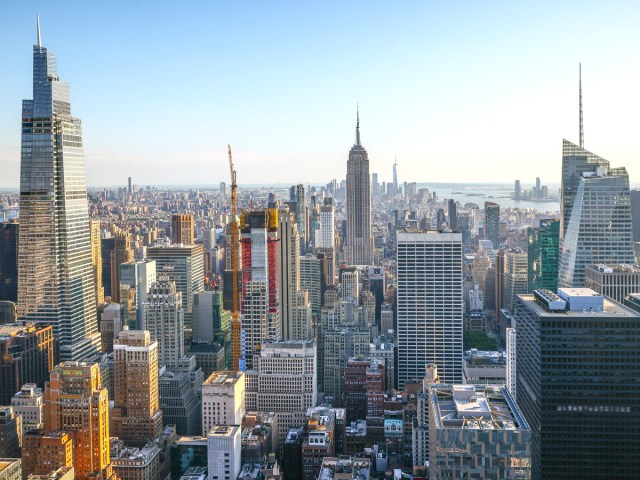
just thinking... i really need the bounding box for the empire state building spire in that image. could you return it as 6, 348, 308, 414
356, 104, 361, 146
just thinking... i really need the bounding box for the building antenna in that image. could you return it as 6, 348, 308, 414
355, 103, 361, 146
37, 13, 42, 48
579, 63, 584, 148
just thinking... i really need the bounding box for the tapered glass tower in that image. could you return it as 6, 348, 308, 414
18, 17, 100, 361
345, 108, 373, 265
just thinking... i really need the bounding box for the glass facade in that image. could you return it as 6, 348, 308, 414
527, 218, 560, 293
18, 30, 100, 361
514, 294, 640, 479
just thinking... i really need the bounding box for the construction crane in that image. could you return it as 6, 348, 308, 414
228, 145, 242, 371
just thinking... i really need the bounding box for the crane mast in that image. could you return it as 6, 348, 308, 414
228, 145, 241, 370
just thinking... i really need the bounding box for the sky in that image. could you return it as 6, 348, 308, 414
1, 1, 639, 188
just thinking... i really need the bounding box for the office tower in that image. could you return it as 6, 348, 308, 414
584, 264, 640, 303
514, 180, 522, 201
367, 266, 385, 321
558, 146, 635, 287
100, 236, 115, 298
320, 198, 335, 250
302, 408, 337, 480
428, 385, 530, 479
535, 176, 541, 198
192, 290, 231, 345
207, 425, 242, 480
457, 211, 471, 245
515, 288, 640, 479
393, 159, 399, 196
493, 250, 505, 320
447, 199, 457, 230
310, 201, 321, 250
127, 176, 132, 194
44, 362, 115, 480
283, 428, 304, 480
278, 208, 300, 340
342, 358, 370, 422
484, 202, 500, 248
371, 173, 379, 197
631, 190, 640, 244
412, 364, 440, 467
89, 220, 105, 306
119, 260, 156, 329
223, 222, 242, 312
11, 384, 43, 435
436, 209, 446, 230
147, 244, 204, 336
323, 328, 370, 403
201, 371, 245, 435
245, 341, 317, 452
527, 219, 560, 293
289, 184, 307, 254
0, 302, 16, 324
0, 222, 18, 302
300, 255, 322, 320
112, 330, 163, 447
339, 267, 359, 304
0, 407, 21, 459
291, 290, 312, 340
17, 22, 100, 361
502, 250, 528, 317
396, 231, 463, 388
505, 327, 516, 399
110, 230, 134, 304
159, 369, 201, 436
171, 214, 195, 245
240, 209, 280, 369
143, 279, 184, 367
345, 110, 373, 266
0, 323, 54, 405
99, 303, 122, 353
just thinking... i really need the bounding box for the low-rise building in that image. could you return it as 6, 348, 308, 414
317, 457, 370, 480
429, 384, 530, 479
110, 439, 161, 480
10, 384, 43, 435
0, 459, 21, 480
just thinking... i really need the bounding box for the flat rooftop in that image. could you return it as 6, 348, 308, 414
431, 385, 529, 431
203, 371, 243, 385
520, 293, 639, 318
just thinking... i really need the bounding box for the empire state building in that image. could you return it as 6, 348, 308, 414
345, 109, 373, 265
17, 17, 101, 361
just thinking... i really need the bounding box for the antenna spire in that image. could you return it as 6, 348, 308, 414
355, 103, 361, 146
579, 63, 584, 148
36, 13, 42, 48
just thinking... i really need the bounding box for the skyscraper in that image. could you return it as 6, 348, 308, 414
240, 209, 280, 369
112, 330, 163, 447
484, 202, 500, 248
44, 362, 116, 480
527, 219, 560, 293
447, 199, 457, 230
558, 141, 635, 287
515, 289, 640, 479
110, 229, 134, 303
171, 214, 195, 245
345, 109, 373, 265
143, 279, 184, 367
278, 207, 300, 340
392, 158, 399, 196
514, 179, 521, 201
0, 222, 18, 303
17, 19, 100, 361
90, 220, 105, 306
396, 231, 464, 388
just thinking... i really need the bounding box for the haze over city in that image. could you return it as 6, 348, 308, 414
1, 1, 640, 188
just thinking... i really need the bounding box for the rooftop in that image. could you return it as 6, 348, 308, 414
208, 424, 240, 437
203, 371, 243, 386
431, 385, 529, 431
318, 457, 370, 480
587, 264, 640, 274
521, 292, 639, 318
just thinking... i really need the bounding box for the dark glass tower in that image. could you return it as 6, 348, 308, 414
515, 290, 640, 479
0, 222, 18, 302
17, 17, 100, 361
484, 201, 500, 248
527, 218, 560, 292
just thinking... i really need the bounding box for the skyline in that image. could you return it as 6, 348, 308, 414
1, 2, 640, 188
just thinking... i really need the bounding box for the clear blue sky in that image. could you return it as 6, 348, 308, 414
1, 1, 639, 188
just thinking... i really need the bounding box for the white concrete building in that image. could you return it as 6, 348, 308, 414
201, 371, 245, 435
207, 425, 241, 480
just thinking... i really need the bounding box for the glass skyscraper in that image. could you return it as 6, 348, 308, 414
528, 218, 560, 292
558, 140, 635, 288
17, 18, 100, 361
